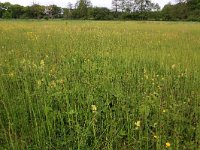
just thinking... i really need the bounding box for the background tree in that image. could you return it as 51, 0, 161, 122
162, 3, 174, 20
119, 0, 126, 12
26, 4, 45, 19
0, 2, 12, 18
125, 0, 134, 12
75, 0, 92, 19
63, 3, 73, 19
11, 4, 25, 18
50, 5, 62, 18
89, 7, 112, 20
112, 0, 120, 12
0, 0, 199, 21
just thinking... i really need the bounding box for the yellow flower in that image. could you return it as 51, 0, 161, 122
166, 142, 171, 148
21, 58, 26, 64
9, 72, 14, 78
37, 80, 42, 86
59, 79, 64, 84
91, 105, 97, 112
40, 60, 45, 66
135, 121, 141, 129
153, 135, 158, 139
171, 64, 176, 69
144, 75, 149, 80
50, 81, 56, 88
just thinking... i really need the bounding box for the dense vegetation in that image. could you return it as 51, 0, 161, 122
0, 20, 200, 149
0, 0, 200, 21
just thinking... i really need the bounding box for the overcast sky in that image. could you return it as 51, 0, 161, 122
0, 0, 176, 8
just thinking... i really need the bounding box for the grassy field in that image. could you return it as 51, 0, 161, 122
0, 20, 200, 150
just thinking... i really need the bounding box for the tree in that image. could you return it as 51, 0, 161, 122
2, 10, 12, 19
152, 3, 160, 11
63, 3, 74, 19
0, 2, 12, 18
45, 5, 62, 18
186, 0, 200, 21
0, 2, 5, 18
11, 4, 25, 18
134, 0, 156, 12
162, 3, 174, 20
112, 0, 120, 12
187, 0, 200, 10
75, 0, 92, 19
26, 4, 45, 19
125, 0, 134, 12
119, 0, 126, 12
89, 7, 112, 20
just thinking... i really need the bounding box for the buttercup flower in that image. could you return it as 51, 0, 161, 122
40, 60, 45, 66
135, 121, 141, 129
91, 105, 97, 112
171, 64, 176, 69
166, 142, 171, 148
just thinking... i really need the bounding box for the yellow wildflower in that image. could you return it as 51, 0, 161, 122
171, 64, 176, 69
166, 142, 171, 148
144, 75, 149, 80
37, 80, 42, 86
91, 105, 97, 112
9, 72, 14, 78
135, 121, 141, 129
50, 81, 56, 88
153, 135, 158, 139
40, 60, 45, 66
59, 79, 64, 84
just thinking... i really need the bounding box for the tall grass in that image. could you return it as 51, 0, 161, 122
0, 20, 200, 149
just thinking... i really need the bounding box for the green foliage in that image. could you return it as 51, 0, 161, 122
0, 0, 200, 21
75, 0, 92, 19
162, 1, 200, 21
10, 4, 25, 18
26, 4, 45, 19
50, 5, 62, 18
89, 7, 112, 20
2, 10, 12, 19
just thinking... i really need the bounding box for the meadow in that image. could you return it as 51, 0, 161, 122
0, 20, 200, 150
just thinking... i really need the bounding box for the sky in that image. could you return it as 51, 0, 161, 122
0, 0, 176, 8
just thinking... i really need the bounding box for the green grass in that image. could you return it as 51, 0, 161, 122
0, 20, 200, 150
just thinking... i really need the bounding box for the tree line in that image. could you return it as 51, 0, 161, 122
0, 0, 199, 21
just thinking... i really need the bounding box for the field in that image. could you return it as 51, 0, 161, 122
0, 20, 200, 150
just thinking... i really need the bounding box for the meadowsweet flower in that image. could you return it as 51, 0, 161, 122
166, 142, 171, 148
